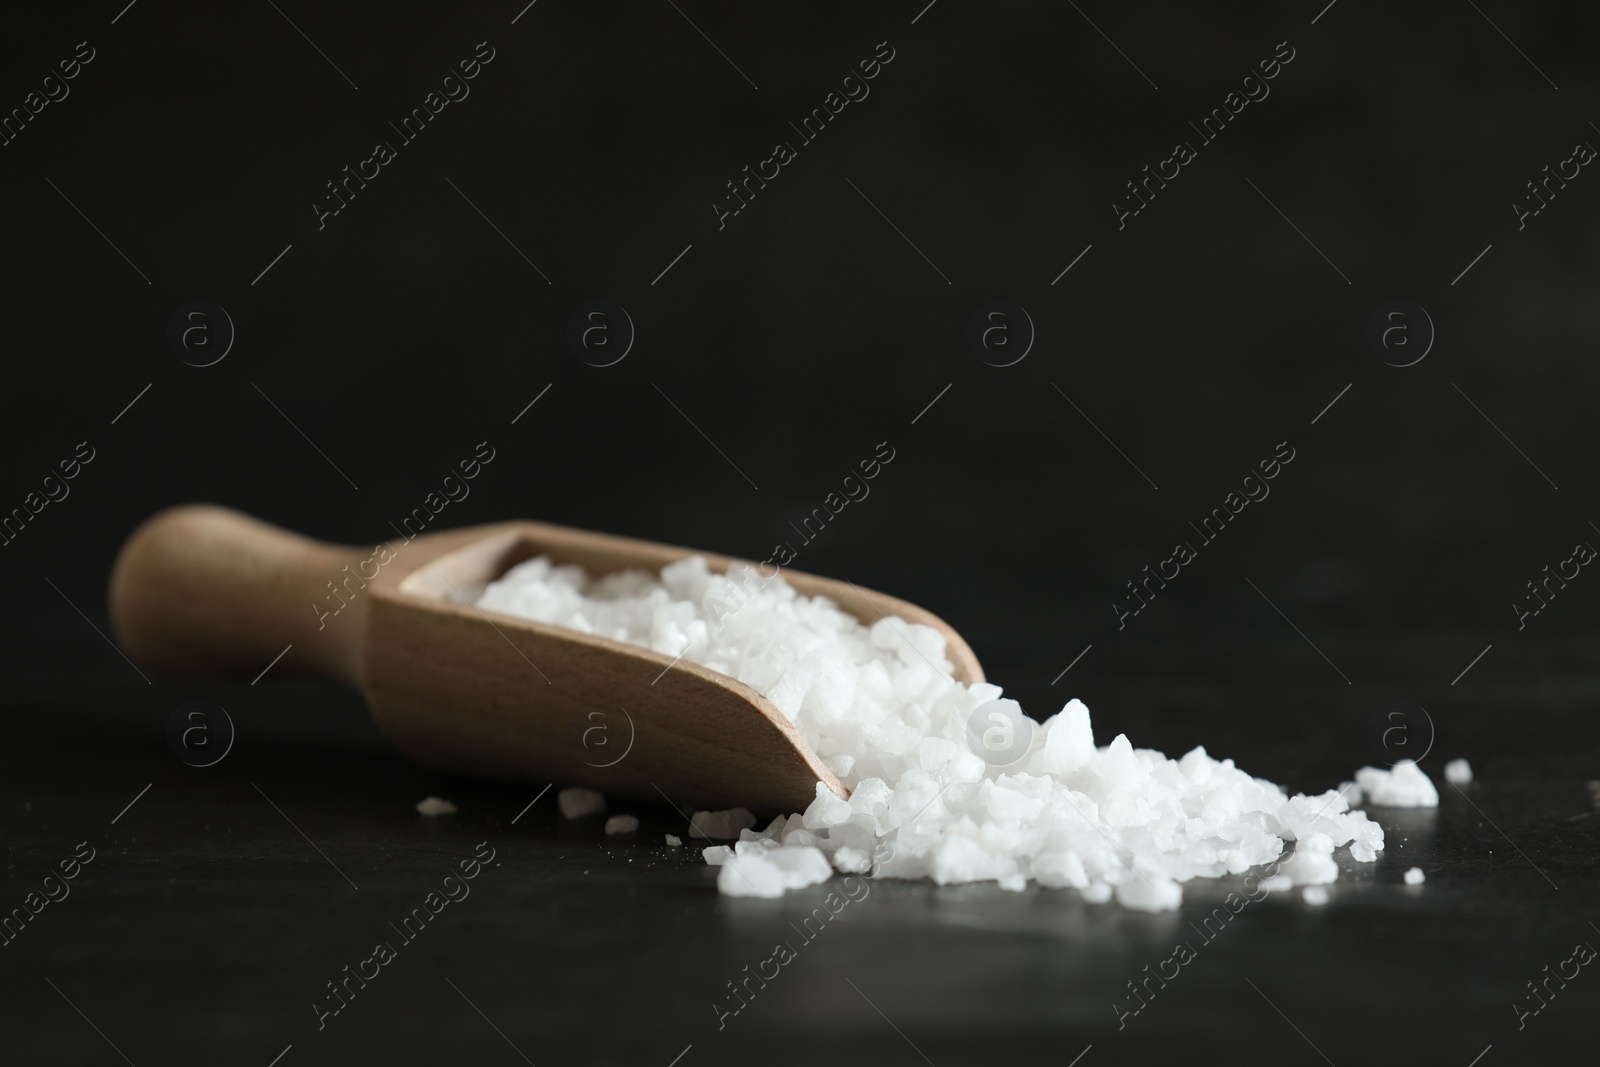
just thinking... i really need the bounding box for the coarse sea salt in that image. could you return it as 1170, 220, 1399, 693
1443, 758, 1473, 786
1354, 760, 1440, 808
414, 796, 458, 817
480, 556, 1392, 911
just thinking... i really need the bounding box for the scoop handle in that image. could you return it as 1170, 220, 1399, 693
109, 505, 371, 686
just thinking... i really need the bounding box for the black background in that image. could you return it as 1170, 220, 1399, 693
2, 1, 1598, 1064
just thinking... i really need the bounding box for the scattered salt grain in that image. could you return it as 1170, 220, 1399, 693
604, 814, 639, 835
1443, 758, 1473, 786
414, 796, 457, 817
665, 834, 683, 846
1404, 866, 1425, 885
1355, 760, 1439, 808
558, 787, 606, 819
481, 555, 1390, 910
689, 808, 757, 840
718, 845, 833, 898
1259, 874, 1293, 893
1302, 886, 1329, 906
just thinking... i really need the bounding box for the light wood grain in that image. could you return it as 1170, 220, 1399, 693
109, 505, 984, 814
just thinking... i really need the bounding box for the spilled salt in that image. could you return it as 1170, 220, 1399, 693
481, 555, 1390, 911
414, 796, 457, 817
1354, 760, 1439, 808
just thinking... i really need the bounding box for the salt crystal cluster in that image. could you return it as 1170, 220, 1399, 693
481, 556, 1392, 911
1353, 760, 1440, 808
713, 839, 834, 899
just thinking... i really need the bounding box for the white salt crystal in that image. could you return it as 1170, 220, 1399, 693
665, 834, 683, 846
1443, 758, 1473, 786
717, 853, 787, 898
781, 826, 824, 849
604, 815, 639, 835
832, 846, 872, 873
847, 778, 894, 832
1404, 866, 1425, 885
481, 556, 1399, 909
929, 836, 1016, 885
1178, 746, 1214, 783
1095, 734, 1141, 792
717, 846, 833, 898
1116, 875, 1183, 912
800, 782, 853, 830
414, 796, 457, 817
1301, 831, 1335, 853
689, 807, 757, 839
763, 845, 833, 887
1302, 886, 1329, 906
1355, 760, 1439, 808
1279, 834, 1339, 886
1259, 874, 1293, 893
1033, 852, 1089, 890
557, 787, 605, 820
1035, 699, 1096, 775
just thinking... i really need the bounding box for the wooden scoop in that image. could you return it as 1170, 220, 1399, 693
108, 506, 983, 814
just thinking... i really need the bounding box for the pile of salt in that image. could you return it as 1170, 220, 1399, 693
480, 556, 1410, 911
